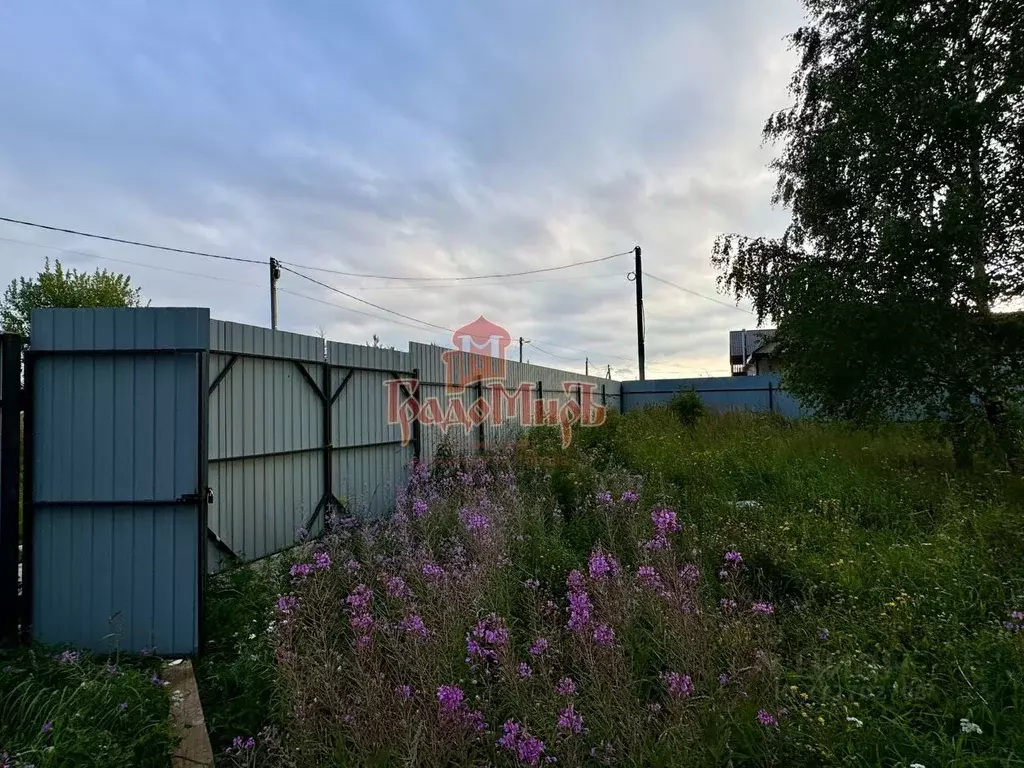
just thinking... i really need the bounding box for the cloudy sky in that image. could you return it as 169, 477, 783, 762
0, 0, 804, 378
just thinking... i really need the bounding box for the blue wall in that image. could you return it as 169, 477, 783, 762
621, 375, 811, 418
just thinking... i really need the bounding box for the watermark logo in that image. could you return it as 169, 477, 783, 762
385, 316, 607, 448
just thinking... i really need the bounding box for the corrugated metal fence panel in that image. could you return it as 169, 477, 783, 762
208, 322, 325, 568
29, 308, 206, 655
327, 341, 413, 519
621, 375, 810, 417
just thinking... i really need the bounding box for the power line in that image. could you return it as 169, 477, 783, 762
645, 271, 754, 313
0, 216, 265, 265
279, 264, 456, 335
525, 341, 580, 363
355, 270, 625, 291
278, 250, 635, 281
0, 214, 633, 283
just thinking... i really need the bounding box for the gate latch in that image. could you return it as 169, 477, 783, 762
177, 487, 215, 505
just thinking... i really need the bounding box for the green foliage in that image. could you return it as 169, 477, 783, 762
0, 258, 147, 338
669, 388, 705, 428
712, 0, 1024, 467
0, 647, 176, 767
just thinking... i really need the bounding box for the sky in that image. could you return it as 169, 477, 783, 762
0, 0, 805, 379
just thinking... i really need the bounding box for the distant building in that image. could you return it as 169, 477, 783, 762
729, 328, 777, 376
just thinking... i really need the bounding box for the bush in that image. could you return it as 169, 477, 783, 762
669, 389, 705, 428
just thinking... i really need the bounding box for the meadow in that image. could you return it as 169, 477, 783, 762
199, 406, 1024, 767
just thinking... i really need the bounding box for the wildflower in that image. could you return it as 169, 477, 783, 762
557, 704, 585, 734
384, 575, 413, 600
412, 498, 429, 517
592, 624, 615, 647
566, 570, 586, 591
757, 709, 778, 727
724, 551, 743, 566
596, 491, 613, 505
818, 629, 830, 641
55, 650, 79, 664
1003, 610, 1024, 632
752, 602, 775, 615
276, 595, 299, 614
661, 671, 694, 699
398, 614, 430, 638
620, 490, 639, 503
313, 551, 331, 570
290, 562, 314, 579
529, 637, 549, 656
151, 674, 167, 687
497, 720, 547, 766
846, 716, 863, 728
467, 614, 510, 664
344, 559, 361, 572
295, 525, 308, 541
637, 565, 664, 591
555, 677, 577, 696
960, 719, 982, 735
459, 507, 491, 532
41, 721, 53, 734
651, 507, 681, 535
679, 563, 700, 584
720, 598, 738, 612
588, 549, 620, 580
718, 673, 730, 686
523, 578, 540, 590
567, 589, 593, 632
395, 684, 413, 701
422, 562, 446, 581
519, 662, 533, 679
437, 685, 465, 713
346, 584, 373, 610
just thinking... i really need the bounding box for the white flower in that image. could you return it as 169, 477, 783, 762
910, 763, 926, 768
845, 716, 863, 728
960, 718, 982, 735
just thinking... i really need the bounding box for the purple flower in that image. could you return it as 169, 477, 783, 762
295, 525, 308, 541
467, 614, 509, 664
588, 549, 621, 580
276, 595, 299, 614
720, 598, 738, 612
345, 559, 361, 572
651, 507, 681, 534
620, 490, 639, 503
399, 614, 430, 638
567, 589, 593, 632
818, 629, 830, 641
523, 578, 541, 590
151, 674, 166, 687
497, 720, 547, 766
596, 491, 613, 505
757, 709, 778, 727
661, 671, 694, 699
529, 637, 549, 656
518, 662, 533, 679
384, 575, 413, 599
346, 584, 373, 610
290, 562, 314, 579
752, 602, 775, 615
592, 623, 615, 647
643, 534, 669, 551
230, 736, 256, 751
459, 507, 491, 532
679, 564, 700, 584
422, 562, 446, 581
41, 721, 53, 734
412, 498, 429, 517
566, 570, 586, 591
724, 551, 743, 566
637, 565, 663, 591
395, 684, 414, 701
719, 673, 730, 686
555, 677, 577, 697
313, 551, 331, 570
55, 650, 80, 664
437, 685, 465, 713
557, 704, 585, 734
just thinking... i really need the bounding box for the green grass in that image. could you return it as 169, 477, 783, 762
198, 409, 1024, 766
0, 646, 177, 767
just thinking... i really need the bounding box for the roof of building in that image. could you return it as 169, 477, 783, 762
729, 328, 776, 362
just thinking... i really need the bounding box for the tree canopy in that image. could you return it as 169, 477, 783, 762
1, 258, 147, 338
713, 0, 1024, 466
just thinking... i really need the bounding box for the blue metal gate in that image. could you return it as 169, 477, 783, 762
24, 308, 209, 656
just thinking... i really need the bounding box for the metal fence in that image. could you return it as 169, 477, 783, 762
0, 333, 25, 647
621, 374, 811, 417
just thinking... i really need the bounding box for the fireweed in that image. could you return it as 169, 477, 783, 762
258, 442, 778, 766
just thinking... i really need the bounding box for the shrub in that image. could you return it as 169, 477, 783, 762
669, 389, 705, 428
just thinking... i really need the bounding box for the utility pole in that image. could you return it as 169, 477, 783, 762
269, 257, 281, 330
585, 357, 589, 376
519, 336, 530, 364
606, 365, 611, 379
633, 245, 645, 380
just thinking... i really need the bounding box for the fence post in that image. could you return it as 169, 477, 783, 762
412, 368, 422, 464
476, 380, 485, 454
536, 380, 543, 425
0, 334, 23, 646
575, 383, 582, 407
321, 362, 333, 526
768, 380, 774, 413
601, 384, 606, 408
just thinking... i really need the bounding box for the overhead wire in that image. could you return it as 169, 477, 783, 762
645, 271, 754, 314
